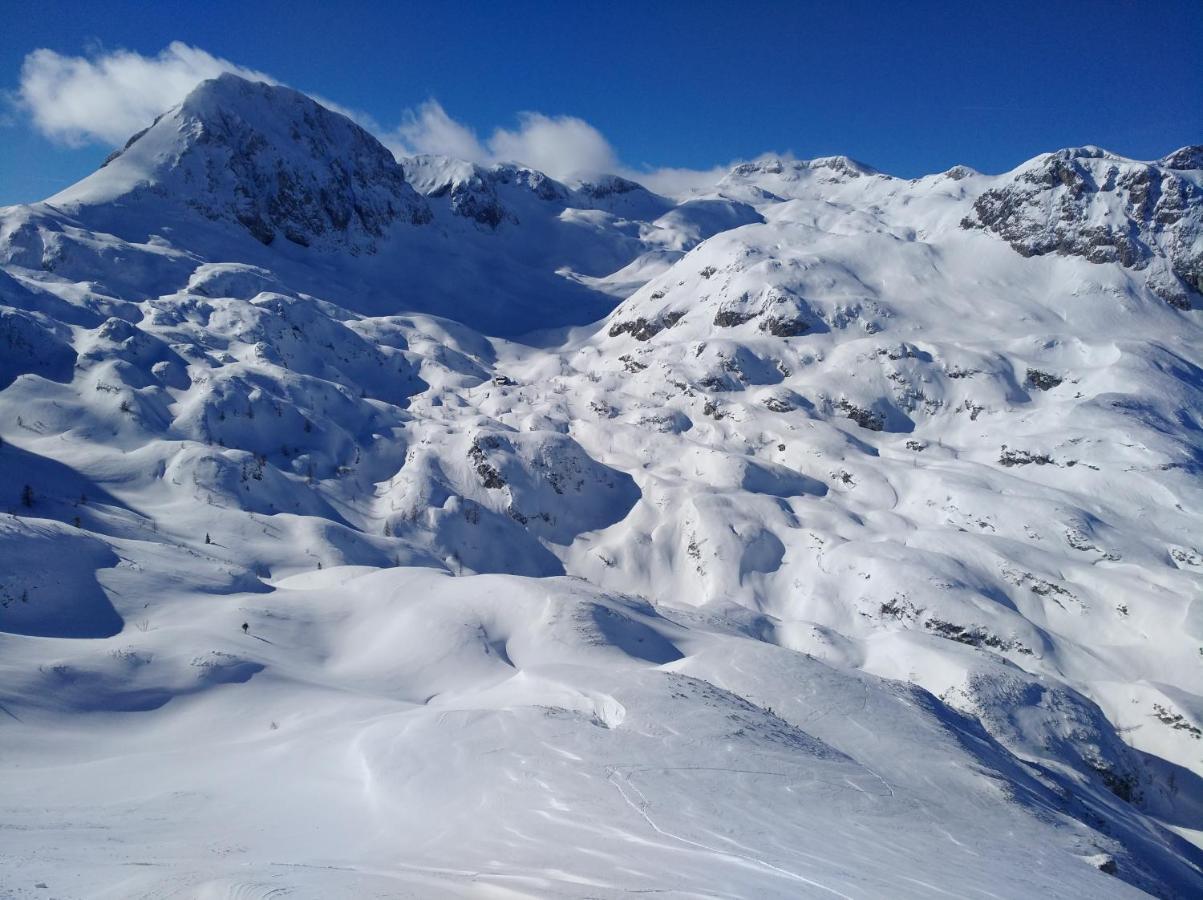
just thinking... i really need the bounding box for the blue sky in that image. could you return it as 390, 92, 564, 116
2, 0, 1200, 204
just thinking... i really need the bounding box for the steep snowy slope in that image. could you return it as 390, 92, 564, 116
55, 72, 432, 250
1, 75, 1201, 898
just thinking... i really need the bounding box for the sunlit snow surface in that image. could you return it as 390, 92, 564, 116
1, 76, 1201, 898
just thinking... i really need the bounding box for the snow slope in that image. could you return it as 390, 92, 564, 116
1, 75, 1201, 898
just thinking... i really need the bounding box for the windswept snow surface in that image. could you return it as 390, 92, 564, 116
1, 76, 1202, 898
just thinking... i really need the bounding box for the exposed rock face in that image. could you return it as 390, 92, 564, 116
1161, 145, 1203, 171
570, 174, 675, 218
726, 155, 877, 182
941, 165, 978, 181
607, 311, 685, 341
1025, 368, 1062, 391
835, 399, 885, 431
404, 157, 576, 228
423, 164, 560, 227
761, 314, 810, 337
962, 147, 1203, 306
713, 307, 759, 327
576, 174, 644, 200
444, 175, 509, 229
81, 74, 432, 251
999, 447, 1055, 467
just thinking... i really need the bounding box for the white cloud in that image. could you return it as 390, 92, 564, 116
386, 99, 488, 162
387, 103, 619, 181
386, 102, 735, 193
389, 103, 733, 193
18, 41, 276, 146
487, 112, 617, 179
13, 41, 736, 195
630, 164, 734, 200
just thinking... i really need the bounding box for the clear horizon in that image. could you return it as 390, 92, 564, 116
1, 0, 1200, 204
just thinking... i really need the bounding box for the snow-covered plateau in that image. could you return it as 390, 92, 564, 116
1, 74, 1201, 898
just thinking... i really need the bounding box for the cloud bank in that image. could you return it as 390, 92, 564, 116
383, 101, 618, 181
14, 42, 732, 195
487, 112, 617, 178
390, 100, 488, 162
18, 42, 276, 146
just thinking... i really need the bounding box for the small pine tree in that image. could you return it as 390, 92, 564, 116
204, 532, 212, 545
20, 484, 34, 508
383, 520, 392, 537
72, 516, 82, 528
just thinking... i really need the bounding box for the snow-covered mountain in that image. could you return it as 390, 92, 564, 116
1, 75, 1201, 898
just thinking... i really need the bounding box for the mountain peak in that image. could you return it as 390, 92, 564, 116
1162, 144, 1203, 171
54, 74, 431, 251
180, 70, 277, 106
963, 144, 1203, 307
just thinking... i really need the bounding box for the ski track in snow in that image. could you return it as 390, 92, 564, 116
606, 767, 852, 898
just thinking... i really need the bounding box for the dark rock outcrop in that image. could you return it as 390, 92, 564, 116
962, 147, 1202, 305
608, 311, 685, 341
103, 74, 432, 252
